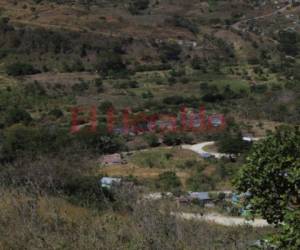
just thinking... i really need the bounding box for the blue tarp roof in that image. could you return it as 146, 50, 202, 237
189, 192, 210, 200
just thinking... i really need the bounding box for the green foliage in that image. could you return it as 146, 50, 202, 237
217, 131, 251, 155
72, 80, 90, 93
98, 101, 113, 113
96, 51, 126, 77
235, 126, 300, 249
163, 132, 193, 146
6, 63, 40, 76
73, 127, 125, 154
187, 169, 216, 191
5, 107, 32, 126
144, 133, 160, 147
128, 0, 150, 14
94, 78, 104, 93
170, 15, 198, 34
63, 175, 107, 207
250, 84, 268, 94
278, 29, 299, 56
116, 80, 139, 89
48, 108, 64, 118
191, 56, 207, 71
1, 124, 41, 161
156, 171, 181, 191
159, 42, 182, 62
0, 124, 71, 161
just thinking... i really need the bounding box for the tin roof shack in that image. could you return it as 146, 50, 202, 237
188, 192, 213, 206
100, 177, 121, 189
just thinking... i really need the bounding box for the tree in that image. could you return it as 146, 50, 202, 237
156, 171, 181, 191
217, 131, 251, 155
144, 133, 160, 147
5, 107, 32, 126
6, 62, 40, 76
159, 43, 182, 62
1, 124, 40, 161
96, 51, 126, 77
278, 29, 299, 56
94, 78, 104, 93
128, 0, 150, 14
235, 126, 300, 249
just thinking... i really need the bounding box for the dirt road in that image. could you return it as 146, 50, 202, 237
182, 142, 230, 159
232, 4, 291, 31
173, 212, 269, 227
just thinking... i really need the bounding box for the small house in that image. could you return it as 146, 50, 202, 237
100, 177, 121, 189
188, 192, 212, 204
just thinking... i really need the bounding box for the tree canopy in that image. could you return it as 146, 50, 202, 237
235, 126, 300, 249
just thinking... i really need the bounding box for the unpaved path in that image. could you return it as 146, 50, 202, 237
232, 4, 291, 31
182, 137, 263, 159
182, 142, 230, 159
173, 212, 269, 227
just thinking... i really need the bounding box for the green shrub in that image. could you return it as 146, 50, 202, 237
128, 0, 150, 14
48, 108, 64, 118
144, 133, 160, 147
5, 107, 32, 126
96, 51, 126, 77
170, 15, 198, 34
6, 62, 40, 76
156, 171, 181, 191
159, 42, 182, 62
187, 170, 216, 191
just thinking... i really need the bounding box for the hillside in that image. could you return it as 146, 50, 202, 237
0, 0, 299, 249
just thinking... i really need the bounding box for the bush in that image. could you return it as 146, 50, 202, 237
117, 80, 139, 89
163, 95, 185, 105
5, 107, 32, 126
128, 0, 150, 14
278, 29, 299, 56
156, 171, 181, 191
159, 42, 182, 62
94, 78, 104, 93
98, 101, 113, 113
63, 176, 107, 207
48, 108, 64, 118
202, 93, 225, 103
0, 125, 71, 162
6, 62, 40, 76
170, 15, 198, 34
72, 81, 90, 93
217, 131, 251, 155
163, 133, 193, 146
1, 124, 41, 161
186, 169, 216, 191
144, 133, 160, 147
96, 51, 126, 77
250, 84, 268, 94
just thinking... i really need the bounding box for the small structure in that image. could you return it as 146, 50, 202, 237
188, 192, 212, 204
242, 135, 261, 142
100, 177, 121, 189
100, 153, 123, 165
200, 152, 212, 158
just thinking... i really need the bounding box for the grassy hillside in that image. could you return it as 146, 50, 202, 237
0, 0, 299, 249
